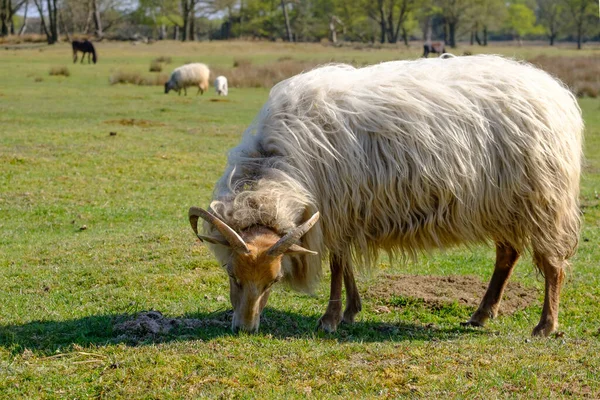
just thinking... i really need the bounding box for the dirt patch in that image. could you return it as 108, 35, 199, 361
209, 98, 230, 102
103, 119, 165, 127
367, 275, 538, 315
113, 310, 229, 340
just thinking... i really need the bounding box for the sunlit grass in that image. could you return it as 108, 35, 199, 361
0, 41, 599, 398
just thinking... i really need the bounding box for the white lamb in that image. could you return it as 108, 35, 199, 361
164, 63, 210, 96
214, 76, 228, 96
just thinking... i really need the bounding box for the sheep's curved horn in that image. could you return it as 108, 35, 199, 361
267, 212, 320, 257
189, 207, 250, 254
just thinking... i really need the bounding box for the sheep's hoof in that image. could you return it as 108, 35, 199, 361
317, 314, 341, 333
460, 319, 484, 328
532, 321, 556, 337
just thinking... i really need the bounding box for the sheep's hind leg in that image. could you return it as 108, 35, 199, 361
531, 252, 565, 337
317, 254, 344, 333
342, 264, 361, 324
462, 242, 519, 328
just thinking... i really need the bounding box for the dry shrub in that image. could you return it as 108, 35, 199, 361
529, 55, 600, 98
233, 57, 252, 68
49, 66, 70, 77
213, 59, 320, 89
110, 70, 168, 86
149, 60, 163, 72
34, 77, 43, 82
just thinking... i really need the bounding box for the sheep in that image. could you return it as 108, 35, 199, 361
189, 55, 583, 336
215, 76, 228, 96
164, 63, 210, 96
423, 41, 446, 58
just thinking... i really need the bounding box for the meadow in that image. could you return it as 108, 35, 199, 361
0, 40, 599, 398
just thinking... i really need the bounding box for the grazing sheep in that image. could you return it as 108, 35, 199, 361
189, 55, 583, 336
164, 63, 210, 96
215, 76, 228, 96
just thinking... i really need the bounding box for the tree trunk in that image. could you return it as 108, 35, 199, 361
189, 0, 195, 41
549, 33, 555, 46
577, 25, 582, 49
1, 0, 9, 36
378, 0, 385, 44
181, 0, 188, 41
92, 0, 102, 38
401, 27, 408, 46
448, 21, 456, 48
18, 0, 27, 35
470, 30, 473, 45
281, 0, 293, 42
483, 26, 488, 46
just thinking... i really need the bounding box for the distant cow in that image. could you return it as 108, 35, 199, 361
423, 41, 446, 58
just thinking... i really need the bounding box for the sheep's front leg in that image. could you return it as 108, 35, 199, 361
184, 87, 188, 96
73, 51, 77, 63
317, 254, 344, 333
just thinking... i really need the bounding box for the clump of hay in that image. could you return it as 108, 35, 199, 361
110, 70, 168, 86
149, 60, 163, 72
233, 57, 252, 68
212, 59, 320, 89
49, 66, 70, 77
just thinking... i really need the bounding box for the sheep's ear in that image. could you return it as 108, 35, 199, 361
197, 235, 231, 248
284, 243, 318, 256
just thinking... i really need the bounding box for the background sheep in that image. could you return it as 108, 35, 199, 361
191, 55, 583, 336
164, 63, 210, 96
215, 76, 228, 96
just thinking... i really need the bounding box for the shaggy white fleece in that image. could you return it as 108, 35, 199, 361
206, 55, 583, 292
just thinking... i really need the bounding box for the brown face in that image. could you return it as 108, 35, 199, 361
226, 236, 284, 333
188, 207, 320, 334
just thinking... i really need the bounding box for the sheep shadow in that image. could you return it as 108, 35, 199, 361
0, 308, 486, 355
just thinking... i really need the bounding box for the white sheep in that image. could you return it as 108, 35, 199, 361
164, 63, 210, 96
190, 55, 583, 336
214, 76, 228, 96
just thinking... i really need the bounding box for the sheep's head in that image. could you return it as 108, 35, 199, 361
189, 207, 319, 333
164, 82, 170, 94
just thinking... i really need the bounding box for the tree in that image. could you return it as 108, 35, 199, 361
32, 0, 59, 44
280, 0, 293, 41
1, 0, 27, 36
437, 0, 471, 47
564, 0, 598, 49
503, 3, 541, 44
367, 0, 417, 44
537, 0, 564, 45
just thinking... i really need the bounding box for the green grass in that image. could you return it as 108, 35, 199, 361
1, 41, 600, 398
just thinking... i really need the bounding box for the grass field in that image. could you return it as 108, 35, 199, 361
1, 40, 600, 398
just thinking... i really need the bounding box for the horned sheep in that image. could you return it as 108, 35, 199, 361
189, 55, 583, 336
215, 76, 228, 96
164, 63, 210, 96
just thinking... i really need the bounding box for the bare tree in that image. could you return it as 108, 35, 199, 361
33, 0, 59, 43
1, 0, 27, 36
281, 0, 293, 41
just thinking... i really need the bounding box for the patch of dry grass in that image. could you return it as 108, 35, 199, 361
49, 66, 70, 77
110, 70, 168, 86
213, 58, 321, 88
530, 55, 600, 98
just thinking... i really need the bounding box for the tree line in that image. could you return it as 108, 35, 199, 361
1, 0, 598, 49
